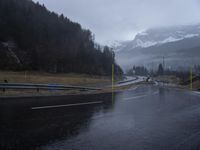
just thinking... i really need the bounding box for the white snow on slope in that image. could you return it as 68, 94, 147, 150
135, 34, 199, 48
136, 39, 157, 48
184, 34, 199, 38
160, 36, 181, 44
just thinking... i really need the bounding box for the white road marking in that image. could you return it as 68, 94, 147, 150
31, 101, 103, 110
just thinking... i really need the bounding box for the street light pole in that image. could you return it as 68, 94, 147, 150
163, 56, 165, 75
112, 51, 115, 106
190, 67, 193, 90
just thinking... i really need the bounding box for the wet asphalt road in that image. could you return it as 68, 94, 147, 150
1, 85, 200, 150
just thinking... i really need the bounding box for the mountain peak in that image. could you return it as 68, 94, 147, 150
115, 24, 200, 70
119, 24, 200, 51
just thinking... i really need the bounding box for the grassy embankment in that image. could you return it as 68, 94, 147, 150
155, 75, 200, 91
192, 80, 200, 91
155, 75, 181, 85
0, 71, 153, 97
0, 71, 111, 86
0, 71, 111, 96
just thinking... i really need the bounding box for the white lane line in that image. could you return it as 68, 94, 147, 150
31, 101, 103, 110
123, 91, 159, 101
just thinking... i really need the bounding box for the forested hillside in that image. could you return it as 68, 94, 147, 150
0, 0, 123, 75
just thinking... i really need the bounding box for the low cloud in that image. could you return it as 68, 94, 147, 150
33, 0, 200, 45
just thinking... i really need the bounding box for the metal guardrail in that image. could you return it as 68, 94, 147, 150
117, 77, 138, 84
0, 83, 101, 92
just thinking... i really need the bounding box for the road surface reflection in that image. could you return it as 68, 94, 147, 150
1, 85, 200, 150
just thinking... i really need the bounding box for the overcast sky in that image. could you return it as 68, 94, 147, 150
33, 0, 200, 45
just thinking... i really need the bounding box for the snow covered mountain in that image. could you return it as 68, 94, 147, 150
117, 24, 200, 52
115, 24, 200, 70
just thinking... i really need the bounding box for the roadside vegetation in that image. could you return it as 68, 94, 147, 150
0, 71, 111, 86
0, 0, 123, 76
0, 71, 149, 97
0, 71, 111, 96
126, 64, 200, 91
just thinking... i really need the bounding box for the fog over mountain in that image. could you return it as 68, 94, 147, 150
33, 0, 200, 45
28, 0, 200, 72
115, 24, 200, 70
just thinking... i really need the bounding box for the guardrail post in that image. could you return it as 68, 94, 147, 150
37, 88, 39, 92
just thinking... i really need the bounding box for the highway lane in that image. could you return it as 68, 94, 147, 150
1, 85, 200, 150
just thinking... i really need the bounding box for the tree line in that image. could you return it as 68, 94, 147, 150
126, 64, 200, 84
0, 0, 123, 76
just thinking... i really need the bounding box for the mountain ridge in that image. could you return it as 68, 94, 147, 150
115, 24, 200, 70
0, 0, 123, 76
115, 24, 200, 52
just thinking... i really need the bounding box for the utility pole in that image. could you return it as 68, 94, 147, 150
163, 56, 165, 75
190, 67, 193, 90
111, 50, 115, 91
112, 51, 115, 106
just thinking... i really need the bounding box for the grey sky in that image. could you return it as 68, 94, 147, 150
33, 0, 200, 45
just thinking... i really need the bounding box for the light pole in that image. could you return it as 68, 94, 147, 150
112, 51, 115, 106
190, 67, 193, 90
163, 56, 165, 75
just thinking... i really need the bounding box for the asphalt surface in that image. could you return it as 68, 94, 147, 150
1, 85, 200, 150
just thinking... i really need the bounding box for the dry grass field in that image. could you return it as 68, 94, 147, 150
0, 71, 113, 97
192, 80, 200, 91
0, 71, 111, 86
155, 75, 181, 85
0, 71, 147, 97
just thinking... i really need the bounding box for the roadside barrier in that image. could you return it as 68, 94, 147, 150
0, 83, 101, 93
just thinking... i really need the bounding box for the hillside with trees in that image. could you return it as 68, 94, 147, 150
0, 0, 123, 76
